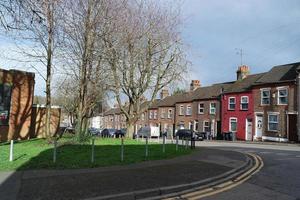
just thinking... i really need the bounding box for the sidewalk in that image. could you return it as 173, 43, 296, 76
0, 148, 248, 200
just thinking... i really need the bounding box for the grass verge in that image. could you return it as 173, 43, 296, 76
0, 136, 192, 170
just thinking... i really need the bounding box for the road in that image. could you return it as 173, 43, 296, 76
196, 141, 300, 200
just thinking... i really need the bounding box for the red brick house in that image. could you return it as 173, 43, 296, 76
252, 62, 299, 142
221, 66, 264, 140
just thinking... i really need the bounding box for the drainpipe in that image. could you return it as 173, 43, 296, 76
297, 69, 300, 142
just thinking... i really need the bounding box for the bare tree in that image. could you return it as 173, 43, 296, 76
0, 0, 63, 140
59, 0, 109, 141
104, 0, 187, 138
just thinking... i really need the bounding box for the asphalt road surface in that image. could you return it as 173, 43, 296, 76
198, 142, 300, 200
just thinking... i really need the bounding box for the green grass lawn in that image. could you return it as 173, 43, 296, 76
0, 136, 192, 171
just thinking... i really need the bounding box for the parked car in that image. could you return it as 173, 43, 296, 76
115, 128, 127, 138
176, 129, 203, 141
89, 127, 101, 136
101, 129, 117, 137
137, 126, 160, 138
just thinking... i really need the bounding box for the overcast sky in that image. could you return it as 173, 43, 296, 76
0, 0, 300, 96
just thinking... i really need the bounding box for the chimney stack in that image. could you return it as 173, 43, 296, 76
236, 65, 250, 80
190, 80, 201, 91
160, 89, 169, 99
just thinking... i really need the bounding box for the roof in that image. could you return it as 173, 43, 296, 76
156, 92, 191, 107
191, 82, 234, 100
224, 73, 265, 93
104, 107, 121, 115
255, 62, 300, 84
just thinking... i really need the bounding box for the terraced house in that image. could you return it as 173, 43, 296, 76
101, 62, 300, 142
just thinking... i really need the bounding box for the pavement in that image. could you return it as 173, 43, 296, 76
0, 148, 248, 200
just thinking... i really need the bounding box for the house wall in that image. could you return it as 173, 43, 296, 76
158, 106, 175, 134
193, 100, 221, 136
253, 83, 297, 140
148, 108, 159, 127
0, 70, 35, 142
221, 91, 254, 140
175, 102, 194, 130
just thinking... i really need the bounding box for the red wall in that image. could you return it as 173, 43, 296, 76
221, 91, 254, 140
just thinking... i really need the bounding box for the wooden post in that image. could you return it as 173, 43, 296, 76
145, 137, 149, 158
121, 137, 124, 162
162, 135, 166, 153
176, 136, 179, 151
53, 138, 57, 163
91, 138, 95, 163
9, 140, 13, 162
185, 138, 188, 150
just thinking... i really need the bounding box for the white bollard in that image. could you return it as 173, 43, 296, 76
176, 136, 179, 151
121, 137, 124, 162
145, 137, 149, 158
9, 140, 14, 162
163, 135, 166, 153
91, 138, 95, 163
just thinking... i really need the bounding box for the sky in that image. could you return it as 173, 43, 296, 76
181, 0, 300, 87
0, 0, 300, 96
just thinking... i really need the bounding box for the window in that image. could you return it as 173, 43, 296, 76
210, 103, 216, 114
278, 88, 288, 105
198, 103, 204, 114
203, 121, 210, 132
268, 114, 279, 131
161, 108, 165, 119
240, 96, 249, 110
153, 110, 157, 119
141, 113, 145, 121
186, 105, 192, 115
228, 97, 235, 110
179, 105, 184, 115
194, 120, 199, 131
189, 121, 193, 130
229, 118, 237, 132
167, 109, 172, 118
261, 89, 270, 105
149, 111, 153, 119
0, 84, 12, 125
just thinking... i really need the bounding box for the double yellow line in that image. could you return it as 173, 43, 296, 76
164, 153, 264, 200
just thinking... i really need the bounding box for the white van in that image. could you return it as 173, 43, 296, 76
137, 126, 160, 138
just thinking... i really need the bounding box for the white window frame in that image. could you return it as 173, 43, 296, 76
229, 117, 237, 132
161, 108, 165, 119
198, 103, 204, 114
153, 110, 157, 119
277, 87, 288, 105
203, 121, 210, 132
261, 88, 271, 105
268, 113, 279, 132
141, 113, 145, 121
240, 96, 249, 110
167, 109, 172, 119
228, 97, 236, 110
179, 105, 184, 115
210, 102, 216, 114
149, 111, 153, 119
186, 105, 192, 116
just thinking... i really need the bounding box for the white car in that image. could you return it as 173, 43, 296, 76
137, 126, 160, 138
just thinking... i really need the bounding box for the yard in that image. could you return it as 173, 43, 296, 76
0, 136, 192, 171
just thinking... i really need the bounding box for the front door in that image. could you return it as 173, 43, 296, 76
255, 115, 263, 139
288, 114, 298, 142
246, 118, 252, 141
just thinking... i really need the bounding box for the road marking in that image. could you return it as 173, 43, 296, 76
165, 153, 264, 200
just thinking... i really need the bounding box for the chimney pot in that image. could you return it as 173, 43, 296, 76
190, 80, 201, 91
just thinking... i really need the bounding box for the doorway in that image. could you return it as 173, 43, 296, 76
288, 114, 298, 142
255, 114, 263, 139
245, 118, 253, 141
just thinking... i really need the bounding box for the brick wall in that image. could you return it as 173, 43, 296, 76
253, 83, 297, 139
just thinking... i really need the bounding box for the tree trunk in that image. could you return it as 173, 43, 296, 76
126, 121, 135, 139
45, 1, 54, 140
